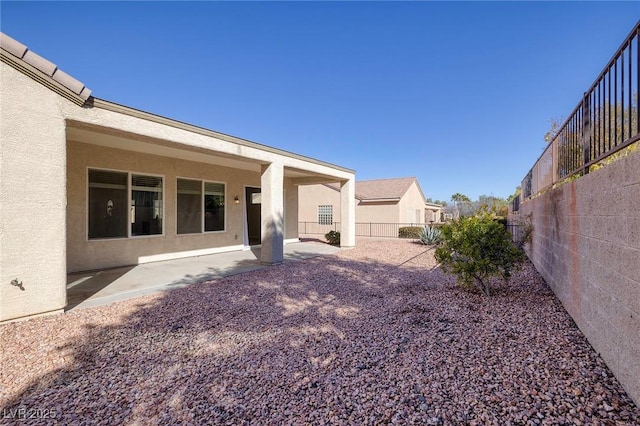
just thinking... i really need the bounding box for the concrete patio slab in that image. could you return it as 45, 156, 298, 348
66, 240, 341, 310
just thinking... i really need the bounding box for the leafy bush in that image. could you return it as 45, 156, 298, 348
399, 226, 423, 239
325, 230, 341, 246
434, 214, 525, 296
420, 226, 441, 245
493, 217, 508, 229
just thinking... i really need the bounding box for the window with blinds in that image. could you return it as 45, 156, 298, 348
131, 174, 163, 236
88, 169, 163, 239
177, 179, 226, 233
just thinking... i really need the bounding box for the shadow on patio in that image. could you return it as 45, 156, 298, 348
66, 241, 342, 310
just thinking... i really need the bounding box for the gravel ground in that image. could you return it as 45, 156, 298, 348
1, 238, 638, 425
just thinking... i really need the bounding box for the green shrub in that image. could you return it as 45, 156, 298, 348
434, 214, 525, 296
420, 226, 441, 245
399, 226, 423, 239
325, 230, 341, 246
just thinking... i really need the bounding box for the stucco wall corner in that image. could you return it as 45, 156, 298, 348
1, 61, 68, 321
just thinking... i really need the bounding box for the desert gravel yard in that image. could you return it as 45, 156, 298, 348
1, 239, 638, 425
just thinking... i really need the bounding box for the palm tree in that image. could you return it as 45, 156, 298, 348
451, 193, 470, 205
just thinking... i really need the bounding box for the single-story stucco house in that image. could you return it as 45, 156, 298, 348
298, 177, 441, 226
0, 32, 356, 322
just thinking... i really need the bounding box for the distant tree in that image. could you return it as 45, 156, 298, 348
451, 193, 470, 203
427, 198, 448, 207
506, 186, 521, 203
450, 193, 471, 204
450, 193, 473, 217
478, 195, 508, 217
544, 116, 564, 145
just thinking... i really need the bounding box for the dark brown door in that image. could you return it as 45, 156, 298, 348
245, 187, 261, 246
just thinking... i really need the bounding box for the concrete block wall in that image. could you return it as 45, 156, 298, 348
520, 149, 640, 405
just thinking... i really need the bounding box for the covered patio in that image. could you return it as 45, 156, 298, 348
1, 32, 356, 322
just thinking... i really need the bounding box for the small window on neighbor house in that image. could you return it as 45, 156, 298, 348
131, 174, 163, 236
88, 169, 128, 239
318, 205, 333, 225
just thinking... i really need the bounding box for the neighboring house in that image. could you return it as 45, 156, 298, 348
299, 177, 442, 227
0, 33, 356, 322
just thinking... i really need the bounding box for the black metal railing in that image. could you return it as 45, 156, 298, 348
522, 21, 640, 200
299, 222, 437, 239
507, 224, 523, 244
510, 195, 520, 213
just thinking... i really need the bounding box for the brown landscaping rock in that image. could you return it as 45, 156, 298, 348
1, 239, 638, 424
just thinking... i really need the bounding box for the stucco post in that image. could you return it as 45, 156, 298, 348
284, 177, 299, 240
340, 178, 356, 247
260, 162, 284, 264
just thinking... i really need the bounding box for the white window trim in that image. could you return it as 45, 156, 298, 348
204, 179, 227, 234
86, 167, 165, 241
130, 172, 165, 239
176, 177, 227, 235
176, 177, 203, 236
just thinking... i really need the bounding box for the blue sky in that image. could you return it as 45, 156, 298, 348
2, 2, 638, 202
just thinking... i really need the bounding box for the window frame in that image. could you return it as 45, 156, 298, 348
86, 167, 165, 241
203, 180, 226, 233
129, 172, 165, 239
176, 177, 227, 235
176, 177, 204, 235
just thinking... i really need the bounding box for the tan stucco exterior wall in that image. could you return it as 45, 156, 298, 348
1, 63, 68, 321
519, 149, 640, 405
399, 182, 428, 223
299, 182, 433, 225
355, 203, 399, 224
298, 184, 402, 224
67, 141, 263, 272
298, 184, 342, 224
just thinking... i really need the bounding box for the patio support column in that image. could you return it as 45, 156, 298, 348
284, 177, 299, 241
260, 162, 284, 264
340, 178, 356, 248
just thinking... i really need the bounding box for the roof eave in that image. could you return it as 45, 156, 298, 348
91, 98, 356, 175
359, 197, 401, 203
0, 49, 87, 107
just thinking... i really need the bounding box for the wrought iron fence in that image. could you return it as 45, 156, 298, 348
299, 222, 436, 239
521, 21, 640, 200
507, 224, 523, 244
510, 195, 520, 213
